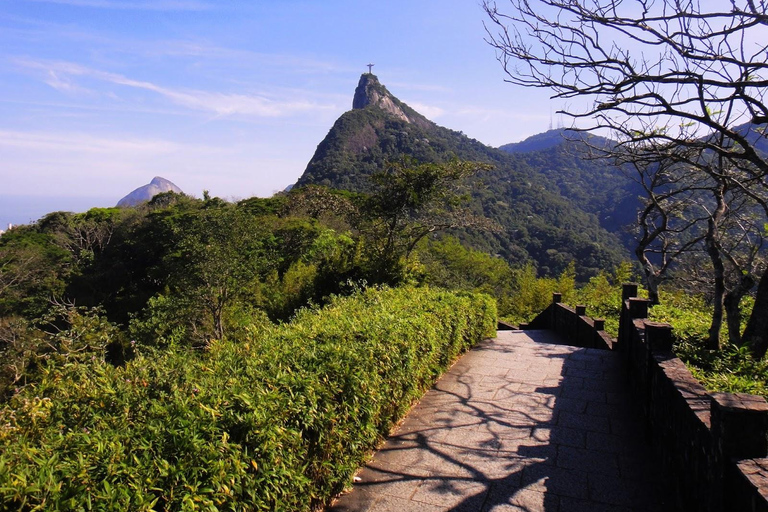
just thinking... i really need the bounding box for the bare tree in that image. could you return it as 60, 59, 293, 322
484, 0, 768, 355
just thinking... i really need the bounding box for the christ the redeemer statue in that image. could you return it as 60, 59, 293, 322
367, 63, 375, 73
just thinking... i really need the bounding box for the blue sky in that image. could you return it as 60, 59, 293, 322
0, 0, 560, 225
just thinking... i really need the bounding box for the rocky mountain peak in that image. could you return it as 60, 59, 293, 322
117, 176, 183, 207
352, 73, 411, 123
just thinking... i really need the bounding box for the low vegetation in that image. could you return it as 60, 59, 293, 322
0, 286, 496, 511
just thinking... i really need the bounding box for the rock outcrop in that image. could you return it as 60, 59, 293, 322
117, 176, 183, 207
352, 74, 426, 126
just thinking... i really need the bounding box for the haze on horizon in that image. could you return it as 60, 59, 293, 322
0, 0, 564, 226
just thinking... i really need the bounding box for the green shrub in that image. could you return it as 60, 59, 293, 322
649, 289, 768, 398
0, 286, 496, 511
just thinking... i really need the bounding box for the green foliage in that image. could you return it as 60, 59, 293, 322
414, 236, 516, 316
356, 159, 492, 283
572, 262, 636, 336
0, 305, 126, 401
503, 263, 577, 324
0, 225, 72, 318
647, 289, 768, 397
0, 287, 496, 511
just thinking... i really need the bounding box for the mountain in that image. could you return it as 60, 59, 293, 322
499, 129, 611, 153
117, 177, 183, 207
296, 74, 631, 279
498, 129, 642, 247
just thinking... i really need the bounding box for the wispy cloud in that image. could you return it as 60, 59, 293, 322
0, 129, 186, 154
406, 101, 445, 119
42, 70, 91, 94
15, 59, 340, 118
23, 0, 211, 11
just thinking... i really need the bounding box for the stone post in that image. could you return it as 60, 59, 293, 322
552, 293, 562, 304
628, 298, 651, 319
594, 318, 605, 331
645, 322, 673, 352
622, 283, 639, 302
711, 393, 768, 510
575, 305, 587, 316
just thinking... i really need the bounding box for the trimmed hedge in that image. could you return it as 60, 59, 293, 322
0, 287, 496, 511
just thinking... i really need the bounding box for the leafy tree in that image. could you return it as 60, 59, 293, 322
356, 159, 495, 282
0, 225, 72, 318
415, 236, 516, 316
164, 206, 271, 342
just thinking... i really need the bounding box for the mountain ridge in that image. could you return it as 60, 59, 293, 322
296, 74, 631, 279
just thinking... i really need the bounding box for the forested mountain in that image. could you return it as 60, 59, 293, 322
499, 129, 643, 248
297, 73, 632, 278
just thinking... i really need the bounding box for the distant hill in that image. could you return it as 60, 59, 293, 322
498, 129, 642, 248
117, 177, 183, 207
296, 74, 631, 279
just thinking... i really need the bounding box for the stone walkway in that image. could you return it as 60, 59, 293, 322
329, 330, 675, 512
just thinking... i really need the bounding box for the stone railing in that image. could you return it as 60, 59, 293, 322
520, 293, 614, 350
522, 285, 768, 512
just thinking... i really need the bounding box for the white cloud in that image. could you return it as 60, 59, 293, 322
406, 101, 445, 119
15, 59, 340, 118
42, 70, 91, 94
0, 130, 186, 154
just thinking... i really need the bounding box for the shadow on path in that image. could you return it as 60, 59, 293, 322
329, 330, 676, 512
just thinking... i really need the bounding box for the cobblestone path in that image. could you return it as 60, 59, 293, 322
329, 330, 675, 512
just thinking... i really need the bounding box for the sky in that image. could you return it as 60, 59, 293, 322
0, 0, 562, 226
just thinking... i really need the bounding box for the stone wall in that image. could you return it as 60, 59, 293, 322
522, 286, 768, 512
521, 293, 614, 350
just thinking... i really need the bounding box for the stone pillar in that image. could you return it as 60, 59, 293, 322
645, 322, 673, 352
711, 393, 768, 460
575, 305, 587, 316
622, 283, 639, 302
594, 318, 605, 331
552, 293, 562, 304
711, 393, 768, 510
628, 298, 651, 319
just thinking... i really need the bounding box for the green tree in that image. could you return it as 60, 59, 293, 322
356, 159, 494, 283
166, 206, 271, 342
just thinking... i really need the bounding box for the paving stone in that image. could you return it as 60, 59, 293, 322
557, 410, 611, 433
411, 478, 490, 508
521, 463, 589, 499
558, 496, 625, 512
459, 449, 528, 482
484, 487, 560, 511
555, 445, 619, 476
532, 426, 587, 449
561, 387, 607, 403
366, 494, 445, 512
329, 330, 672, 512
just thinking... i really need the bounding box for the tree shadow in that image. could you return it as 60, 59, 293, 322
329, 330, 676, 512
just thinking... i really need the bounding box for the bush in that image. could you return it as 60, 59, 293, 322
0, 286, 496, 511
650, 289, 768, 398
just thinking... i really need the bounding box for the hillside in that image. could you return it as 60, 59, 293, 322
499, 129, 643, 247
297, 74, 630, 278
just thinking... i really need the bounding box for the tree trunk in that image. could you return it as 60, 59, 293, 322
722, 273, 755, 346
704, 220, 725, 351
743, 266, 768, 358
